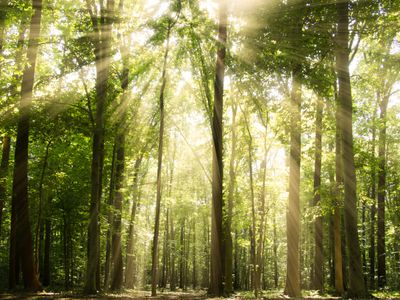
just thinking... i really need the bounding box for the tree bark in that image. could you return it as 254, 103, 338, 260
256, 123, 268, 296
85, 0, 115, 293
110, 22, 130, 289
125, 156, 143, 289
336, 1, 367, 297
369, 105, 377, 290
0, 1, 10, 239
151, 23, 171, 296
9, 0, 43, 291
179, 219, 185, 289
377, 94, 388, 288
284, 65, 302, 298
0, 136, 11, 235
170, 213, 176, 291
34, 140, 51, 278
110, 133, 125, 291
104, 143, 116, 289
210, 0, 227, 296
42, 213, 50, 286
312, 98, 324, 292
225, 101, 237, 295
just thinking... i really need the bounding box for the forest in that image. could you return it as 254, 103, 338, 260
0, 0, 399, 299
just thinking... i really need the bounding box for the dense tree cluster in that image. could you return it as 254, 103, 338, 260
0, 0, 399, 298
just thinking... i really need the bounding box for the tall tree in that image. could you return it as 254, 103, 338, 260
110, 0, 130, 289
0, 136, 10, 234
85, 0, 115, 293
336, 1, 367, 297
312, 98, 323, 292
210, 0, 227, 295
377, 92, 388, 288
150, 16, 173, 297
0, 0, 11, 236
284, 1, 303, 297
9, 0, 43, 291
225, 100, 237, 295
334, 83, 344, 294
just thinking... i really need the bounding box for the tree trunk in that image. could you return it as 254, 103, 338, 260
170, 213, 176, 291
110, 133, 125, 291
369, 106, 377, 290
85, 0, 115, 293
125, 156, 142, 289
273, 204, 279, 288
104, 143, 116, 289
9, 0, 43, 291
336, 1, 367, 297
63, 214, 70, 288
110, 25, 130, 289
244, 114, 257, 296
192, 220, 197, 289
210, 0, 227, 296
0, 136, 11, 235
377, 94, 388, 288
151, 23, 171, 296
161, 209, 169, 289
284, 65, 302, 298
312, 98, 324, 292
234, 230, 240, 289
34, 140, 51, 278
42, 214, 50, 286
224, 101, 236, 295
0, 6, 10, 236
256, 124, 268, 296
179, 219, 185, 289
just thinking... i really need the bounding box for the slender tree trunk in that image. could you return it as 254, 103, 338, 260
179, 219, 185, 289
244, 115, 257, 296
369, 106, 377, 290
170, 213, 176, 291
377, 94, 388, 288
63, 214, 70, 288
85, 0, 115, 293
210, 0, 227, 295
192, 220, 197, 289
104, 143, 116, 289
110, 133, 125, 291
284, 65, 302, 298
124, 156, 142, 288
336, 1, 367, 297
234, 230, 240, 290
0, 136, 11, 235
273, 203, 278, 288
161, 209, 169, 289
312, 98, 324, 292
0, 7, 10, 236
151, 25, 171, 296
334, 40, 345, 298
225, 101, 237, 295
328, 142, 336, 289
9, 0, 43, 291
256, 124, 268, 296
34, 140, 51, 278
110, 28, 130, 290
42, 211, 50, 287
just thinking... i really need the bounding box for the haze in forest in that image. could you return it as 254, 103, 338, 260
0, 0, 399, 299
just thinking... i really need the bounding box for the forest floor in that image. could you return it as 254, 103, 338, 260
0, 290, 399, 300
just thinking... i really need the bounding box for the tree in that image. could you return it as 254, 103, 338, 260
312, 97, 323, 292
336, 1, 367, 297
85, 0, 115, 293
9, 0, 43, 291
210, 0, 227, 296
0, 136, 10, 234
